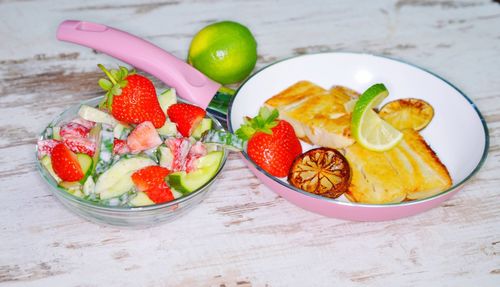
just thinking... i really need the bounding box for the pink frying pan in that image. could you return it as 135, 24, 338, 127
57, 20, 489, 221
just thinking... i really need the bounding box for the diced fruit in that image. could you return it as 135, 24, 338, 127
113, 139, 130, 155
71, 117, 96, 129
131, 166, 171, 192
129, 191, 155, 206
98, 65, 166, 128
52, 126, 61, 140
113, 122, 131, 139
76, 153, 93, 183
131, 166, 173, 204
78, 105, 118, 126
288, 148, 351, 199
379, 98, 434, 131
127, 121, 162, 153
191, 118, 212, 139
60, 122, 90, 139
344, 98, 357, 113
51, 143, 84, 182
156, 120, 177, 137
37, 139, 60, 159
185, 141, 208, 173
167, 103, 206, 137
145, 185, 174, 204
40, 156, 61, 183
63, 136, 96, 156
236, 107, 302, 177
159, 145, 174, 170
94, 124, 115, 176
95, 157, 156, 199
158, 88, 177, 114
202, 129, 244, 151
165, 138, 191, 171
83, 176, 95, 196
351, 84, 403, 151
168, 151, 223, 193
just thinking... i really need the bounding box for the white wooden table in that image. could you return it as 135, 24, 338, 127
1, 1, 499, 286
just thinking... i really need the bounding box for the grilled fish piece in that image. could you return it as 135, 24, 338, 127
344, 129, 452, 204
265, 81, 358, 148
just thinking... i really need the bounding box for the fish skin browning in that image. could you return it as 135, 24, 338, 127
344, 129, 452, 204
265, 81, 358, 148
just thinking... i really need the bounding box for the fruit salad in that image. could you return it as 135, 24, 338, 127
37, 65, 225, 207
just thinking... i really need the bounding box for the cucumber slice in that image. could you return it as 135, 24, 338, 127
129, 191, 155, 207
202, 129, 245, 151
157, 120, 177, 137
40, 156, 61, 183
52, 126, 61, 140
191, 118, 212, 139
168, 151, 223, 193
113, 123, 131, 140
76, 153, 93, 183
158, 145, 174, 170
95, 157, 156, 199
78, 105, 118, 126
158, 88, 177, 114
94, 124, 114, 177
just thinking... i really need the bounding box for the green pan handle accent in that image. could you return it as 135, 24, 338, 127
207, 86, 235, 123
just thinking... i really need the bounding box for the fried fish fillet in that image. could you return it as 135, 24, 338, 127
344, 129, 452, 204
264, 81, 358, 148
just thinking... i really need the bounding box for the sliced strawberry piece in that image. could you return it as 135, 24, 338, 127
127, 121, 162, 153
144, 185, 174, 204
37, 139, 60, 159
71, 117, 95, 129
131, 165, 171, 192
51, 143, 84, 182
60, 122, 90, 139
185, 141, 208, 173
113, 139, 130, 155
63, 136, 96, 156
167, 103, 206, 137
165, 138, 191, 171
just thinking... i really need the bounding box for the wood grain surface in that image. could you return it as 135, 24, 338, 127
1, 0, 499, 286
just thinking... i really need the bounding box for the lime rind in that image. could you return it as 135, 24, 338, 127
351, 84, 403, 151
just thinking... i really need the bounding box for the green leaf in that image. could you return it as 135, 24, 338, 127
118, 80, 128, 88
111, 84, 122, 96
98, 78, 112, 91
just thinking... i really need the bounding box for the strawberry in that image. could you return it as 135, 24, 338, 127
51, 143, 84, 182
167, 103, 206, 137
127, 121, 162, 153
236, 107, 302, 177
131, 166, 173, 204
60, 122, 90, 139
37, 139, 60, 159
98, 65, 165, 128
185, 141, 208, 173
113, 139, 130, 155
165, 138, 191, 171
63, 136, 96, 156
71, 117, 95, 129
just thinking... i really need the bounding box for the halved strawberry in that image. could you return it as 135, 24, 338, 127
167, 103, 206, 137
144, 185, 174, 204
127, 121, 162, 153
113, 139, 130, 155
60, 122, 90, 139
165, 138, 191, 171
63, 136, 96, 156
37, 139, 60, 159
51, 143, 84, 182
131, 166, 173, 204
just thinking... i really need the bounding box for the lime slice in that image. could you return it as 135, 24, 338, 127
351, 84, 403, 151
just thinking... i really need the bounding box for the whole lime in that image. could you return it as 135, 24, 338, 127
188, 21, 257, 85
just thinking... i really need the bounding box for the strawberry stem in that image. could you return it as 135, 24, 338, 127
98, 64, 117, 85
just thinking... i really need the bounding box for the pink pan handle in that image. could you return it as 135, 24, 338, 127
56, 20, 220, 109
